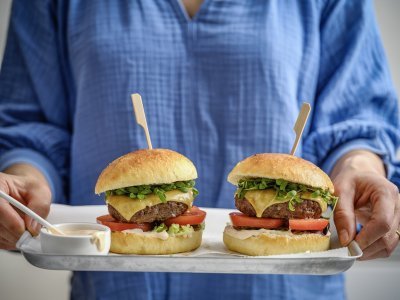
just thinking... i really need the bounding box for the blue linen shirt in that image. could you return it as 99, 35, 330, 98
1, 0, 399, 299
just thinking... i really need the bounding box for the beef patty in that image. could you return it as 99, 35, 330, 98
235, 197, 322, 219
108, 201, 188, 223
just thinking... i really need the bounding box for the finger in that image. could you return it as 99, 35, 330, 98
361, 230, 399, 259
0, 177, 11, 195
0, 224, 20, 244
0, 235, 12, 245
23, 217, 38, 236
23, 191, 51, 235
25, 219, 43, 237
334, 182, 356, 246
355, 207, 372, 225
0, 234, 18, 250
22, 183, 51, 232
0, 198, 25, 239
26, 184, 51, 217
358, 202, 400, 257
355, 186, 397, 249
0, 241, 15, 250
359, 248, 393, 261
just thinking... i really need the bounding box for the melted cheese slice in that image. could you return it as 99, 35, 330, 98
243, 189, 327, 218
300, 192, 327, 213
244, 189, 283, 218
106, 189, 194, 221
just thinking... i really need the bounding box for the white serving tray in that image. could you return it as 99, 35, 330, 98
20, 205, 362, 275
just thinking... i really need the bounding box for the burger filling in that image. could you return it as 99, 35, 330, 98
235, 178, 337, 218
235, 198, 322, 219
97, 177, 206, 240
105, 180, 198, 222
120, 223, 204, 240
231, 178, 338, 234
107, 192, 193, 222
105, 180, 198, 200
152, 222, 204, 237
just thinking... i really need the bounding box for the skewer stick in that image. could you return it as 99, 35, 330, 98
131, 93, 153, 149
290, 102, 311, 156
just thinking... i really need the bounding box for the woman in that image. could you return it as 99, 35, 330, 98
0, 1, 399, 299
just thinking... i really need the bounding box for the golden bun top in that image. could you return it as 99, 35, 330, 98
227, 153, 334, 193
95, 149, 197, 194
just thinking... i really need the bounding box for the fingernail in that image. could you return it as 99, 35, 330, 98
28, 218, 33, 228
35, 223, 42, 233
339, 230, 349, 246
29, 220, 38, 232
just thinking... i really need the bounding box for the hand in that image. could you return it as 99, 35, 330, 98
0, 163, 51, 250
331, 150, 400, 260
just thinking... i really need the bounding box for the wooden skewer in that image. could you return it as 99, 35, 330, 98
290, 102, 311, 156
131, 93, 153, 149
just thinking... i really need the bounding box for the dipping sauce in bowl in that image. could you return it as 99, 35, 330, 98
41, 223, 111, 255
53, 229, 101, 236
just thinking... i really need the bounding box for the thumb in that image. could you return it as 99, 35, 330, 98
333, 182, 356, 246
24, 188, 51, 236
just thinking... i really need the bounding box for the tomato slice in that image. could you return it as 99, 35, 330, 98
289, 218, 329, 231
96, 215, 152, 232
229, 212, 284, 229
188, 206, 201, 212
164, 206, 206, 226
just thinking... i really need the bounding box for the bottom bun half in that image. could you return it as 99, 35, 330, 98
110, 229, 203, 255
223, 226, 330, 256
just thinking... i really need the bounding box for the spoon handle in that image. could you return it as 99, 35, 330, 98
0, 190, 64, 235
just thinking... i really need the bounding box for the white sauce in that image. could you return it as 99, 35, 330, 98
51, 229, 100, 236
224, 225, 330, 240
90, 231, 106, 251
122, 228, 170, 240
224, 225, 290, 240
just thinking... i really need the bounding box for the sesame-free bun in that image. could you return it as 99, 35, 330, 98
110, 229, 203, 255
95, 149, 197, 194
223, 226, 330, 256
227, 153, 334, 193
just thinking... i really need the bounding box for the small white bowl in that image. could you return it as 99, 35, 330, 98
40, 223, 111, 255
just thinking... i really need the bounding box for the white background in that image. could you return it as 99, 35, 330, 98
0, 1, 399, 299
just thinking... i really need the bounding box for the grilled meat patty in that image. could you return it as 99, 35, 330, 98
108, 201, 188, 223
235, 197, 322, 219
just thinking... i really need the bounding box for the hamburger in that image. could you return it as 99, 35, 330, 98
95, 148, 206, 254
223, 153, 338, 256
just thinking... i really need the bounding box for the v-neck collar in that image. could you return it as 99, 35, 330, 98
173, 0, 211, 23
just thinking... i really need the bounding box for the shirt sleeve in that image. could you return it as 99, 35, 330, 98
302, 0, 400, 187
0, 0, 71, 203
